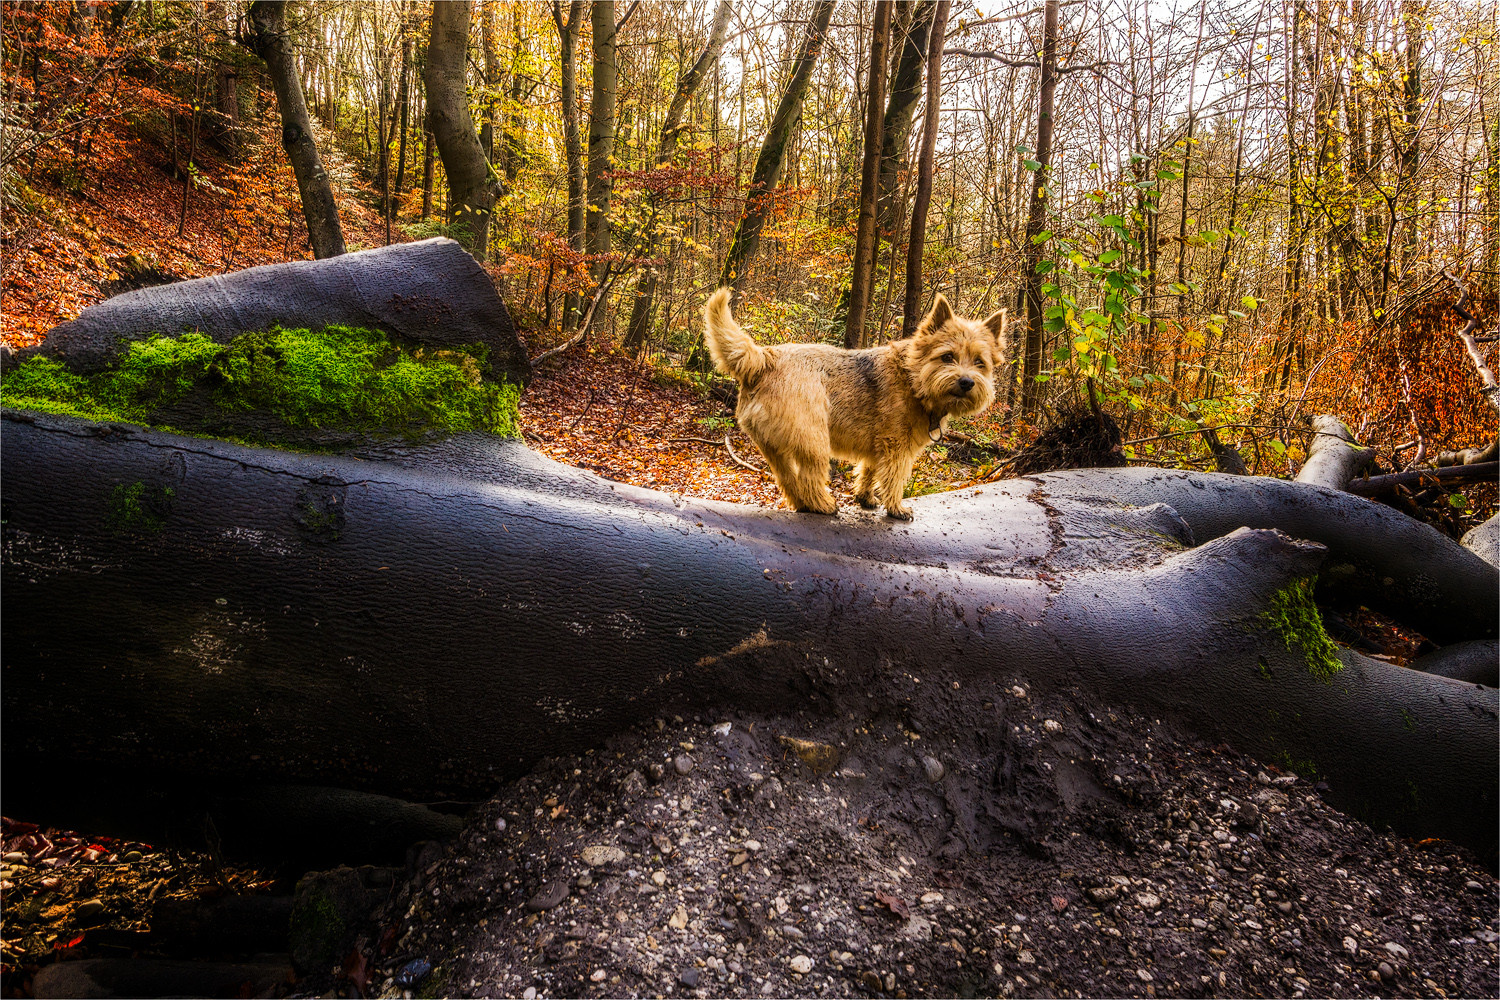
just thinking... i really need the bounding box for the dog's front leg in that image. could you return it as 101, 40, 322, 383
875, 451, 918, 521
852, 462, 880, 510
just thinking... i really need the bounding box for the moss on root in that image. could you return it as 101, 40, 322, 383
1262, 576, 1344, 682
1, 326, 520, 446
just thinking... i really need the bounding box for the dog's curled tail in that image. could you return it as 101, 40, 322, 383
703, 288, 767, 383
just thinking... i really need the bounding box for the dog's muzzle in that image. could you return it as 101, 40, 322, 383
955, 377, 975, 394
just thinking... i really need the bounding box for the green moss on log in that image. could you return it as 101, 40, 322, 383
1, 326, 520, 445
1261, 576, 1343, 681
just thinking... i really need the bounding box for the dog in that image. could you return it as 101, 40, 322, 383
703, 289, 1009, 520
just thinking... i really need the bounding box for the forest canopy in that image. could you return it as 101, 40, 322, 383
1, 0, 1496, 477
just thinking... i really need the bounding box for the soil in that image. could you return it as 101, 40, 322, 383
356, 687, 1498, 1000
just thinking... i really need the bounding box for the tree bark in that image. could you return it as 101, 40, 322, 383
2, 419, 1493, 860
1019, 0, 1058, 414
1295, 414, 1374, 490
246, 0, 346, 259
10, 239, 531, 386
875, 2, 934, 233
901, 0, 950, 339
844, 0, 892, 349
586, 1, 617, 287
424, 0, 499, 261
715, 0, 838, 296
623, 0, 733, 354
554, 1, 586, 328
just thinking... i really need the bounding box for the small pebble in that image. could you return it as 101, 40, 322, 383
920, 891, 944, 904
668, 905, 689, 930
590, 969, 606, 983
790, 955, 813, 974
674, 754, 695, 775
921, 756, 944, 783
494, 816, 507, 834
743, 839, 762, 852
580, 845, 627, 867
525, 881, 569, 912
2, 853, 26, 865
1010, 686, 1027, 698
1136, 892, 1161, 910
394, 959, 431, 988
1342, 936, 1359, 957
577, 872, 594, 889
524, 988, 537, 1000
1042, 719, 1062, 733
652, 870, 667, 886
711, 722, 731, 735
75, 899, 106, 919
1383, 941, 1409, 959
1378, 962, 1395, 982
679, 968, 700, 988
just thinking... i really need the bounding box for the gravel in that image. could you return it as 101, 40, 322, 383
355, 693, 1497, 999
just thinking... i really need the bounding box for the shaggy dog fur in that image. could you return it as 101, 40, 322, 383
704, 289, 1009, 519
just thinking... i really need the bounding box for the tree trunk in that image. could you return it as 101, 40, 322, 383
1296, 415, 1375, 490
586, 1, 617, 287
424, 0, 499, 261
393, 6, 412, 198
1019, 0, 1058, 414
554, 1, 586, 328
901, 0, 950, 339
3, 421, 1494, 860
246, 0, 346, 259
844, 0, 892, 349
623, 0, 733, 355
715, 0, 838, 297
875, 2, 934, 234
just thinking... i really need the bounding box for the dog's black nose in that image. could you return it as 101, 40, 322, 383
957, 377, 975, 393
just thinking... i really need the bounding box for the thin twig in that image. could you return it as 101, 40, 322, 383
667, 436, 727, 445
723, 434, 771, 477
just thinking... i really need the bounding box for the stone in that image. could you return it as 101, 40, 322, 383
674, 754, 695, 775
680, 967, 700, 988
525, 881, 570, 913
779, 736, 841, 773
790, 955, 813, 974
669, 905, 689, 930
493, 816, 508, 834
1378, 962, 1395, 982
858, 970, 883, 992
1042, 719, 1062, 733
591, 968, 607, 982
652, 870, 667, 886
1342, 937, 1359, 957
1010, 686, 1027, 698
1, 853, 27, 864
743, 839, 762, 852
289, 866, 397, 975
920, 892, 944, 905
576, 872, 593, 889
581, 845, 627, 867
1382, 942, 1409, 959
121, 851, 143, 863
75, 899, 107, 919
1136, 893, 1161, 910
524, 988, 537, 999
921, 756, 945, 783
1087, 886, 1119, 903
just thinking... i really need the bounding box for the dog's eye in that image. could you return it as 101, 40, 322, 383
976, 359, 987, 369
942, 352, 956, 364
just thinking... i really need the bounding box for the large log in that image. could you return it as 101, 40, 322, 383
2, 411, 1494, 859
5, 238, 530, 385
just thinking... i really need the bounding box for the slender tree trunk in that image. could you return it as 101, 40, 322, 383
624, 0, 733, 354
246, 0, 346, 259
480, 0, 500, 161
421, 116, 436, 221
554, 0, 586, 327
876, 2, 933, 232
586, 1, 617, 287
1019, 0, 1058, 415
424, 0, 499, 261
902, 0, 950, 340
844, 0, 892, 349
715, 0, 837, 297
393, 5, 412, 198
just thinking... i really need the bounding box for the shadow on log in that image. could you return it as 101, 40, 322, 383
2, 412, 1495, 860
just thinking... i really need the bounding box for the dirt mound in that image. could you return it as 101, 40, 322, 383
357, 692, 1497, 999
1010, 404, 1127, 476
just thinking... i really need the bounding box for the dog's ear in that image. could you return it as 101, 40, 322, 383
982, 308, 1009, 348
918, 295, 954, 335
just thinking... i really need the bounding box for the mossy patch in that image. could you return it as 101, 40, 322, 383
2, 326, 520, 447
1261, 576, 1344, 681
107, 480, 174, 534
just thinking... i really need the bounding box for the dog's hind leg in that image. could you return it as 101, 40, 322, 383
852, 462, 880, 510
755, 442, 833, 514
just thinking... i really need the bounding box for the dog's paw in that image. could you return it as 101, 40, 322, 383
855, 495, 880, 511
885, 505, 914, 521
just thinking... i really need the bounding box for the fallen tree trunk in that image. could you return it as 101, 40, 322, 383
1034, 467, 1496, 645
1296, 414, 1374, 490
1346, 461, 1499, 495
4, 238, 530, 385
2, 412, 1495, 858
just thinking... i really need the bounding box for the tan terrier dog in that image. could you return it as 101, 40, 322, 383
703, 289, 1009, 520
